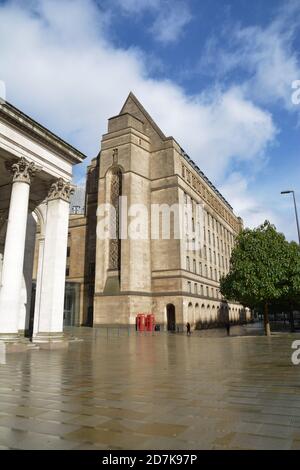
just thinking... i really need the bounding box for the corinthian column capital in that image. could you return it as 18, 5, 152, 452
5, 157, 41, 184
47, 178, 75, 203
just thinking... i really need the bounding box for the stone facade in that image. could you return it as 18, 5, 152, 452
32, 93, 251, 330
93, 94, 250, 329
0, 99, 85, 347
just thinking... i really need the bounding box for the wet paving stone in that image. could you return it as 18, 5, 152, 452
0, 325, 300, 449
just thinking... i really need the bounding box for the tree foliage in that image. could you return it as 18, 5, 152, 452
220, 221, 300, 335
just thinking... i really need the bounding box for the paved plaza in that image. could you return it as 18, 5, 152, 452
0, 325, 300, 450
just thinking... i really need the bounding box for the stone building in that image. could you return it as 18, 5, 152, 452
0, 99, 85, 348
59, 93, 250, 330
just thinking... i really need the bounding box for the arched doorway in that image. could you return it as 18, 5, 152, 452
188, 302, 193, 324
166, 304, 176, 331
195, 303, 199, 324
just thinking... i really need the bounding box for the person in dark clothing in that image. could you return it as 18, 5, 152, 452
226, 321, 231, 336
186, 322, 191, 335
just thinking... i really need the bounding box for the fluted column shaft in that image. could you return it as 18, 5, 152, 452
33, 178, 74, 341
0, 158, 40, 335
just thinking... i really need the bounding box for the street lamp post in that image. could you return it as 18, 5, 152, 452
281, 190, 300, 333
281, 190, 300, 244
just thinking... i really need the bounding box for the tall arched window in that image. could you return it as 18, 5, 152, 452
109, 167, 122, 270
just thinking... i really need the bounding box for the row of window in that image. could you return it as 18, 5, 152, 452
184, 228, 233, 258
187, 281, 221, 299
204, 230, 233, 253
185, 227, 233, 254
184, 193, 234, 246
181, 166, 239, 231
186, 257, 228, 278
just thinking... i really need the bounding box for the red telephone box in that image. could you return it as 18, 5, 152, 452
145, 314, 155, 331
136, 313, 145, 331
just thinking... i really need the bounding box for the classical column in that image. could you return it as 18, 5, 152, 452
0, 158, 40, 337
19, 213, 37, 334
33, 178, 74, 345
32, 237, 45, 337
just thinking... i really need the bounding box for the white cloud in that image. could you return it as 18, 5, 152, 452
0, 0, 280, 232
115, 0, 192, 44
115, 0, 161, 14
237, 25, 300, 109
199, 0, 300, 111
136, 84, 276, 180
150, 2, 192, 44
219, 173, 280, 230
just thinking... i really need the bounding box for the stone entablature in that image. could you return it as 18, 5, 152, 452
0, 100, 86, 164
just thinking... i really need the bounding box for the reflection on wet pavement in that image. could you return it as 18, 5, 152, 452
0, 325, 300, 450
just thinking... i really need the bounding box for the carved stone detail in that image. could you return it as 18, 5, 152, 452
112, 148, 118, 164
109, 169, 122, 270
47, 178, 75, 203
5, 157, 41, 184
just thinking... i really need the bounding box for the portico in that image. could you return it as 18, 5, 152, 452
0, 100, 85, 348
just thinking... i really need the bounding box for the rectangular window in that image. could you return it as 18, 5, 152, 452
188, 281, 191, 293
199, 262, 202, 275
194, 283, 198, 294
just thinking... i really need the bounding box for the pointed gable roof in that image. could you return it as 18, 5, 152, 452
118, 93, 233, 210
120, 92, 166, 141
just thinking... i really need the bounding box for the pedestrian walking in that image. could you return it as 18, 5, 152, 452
226, 321, 230, 336
186, 322, 191, 335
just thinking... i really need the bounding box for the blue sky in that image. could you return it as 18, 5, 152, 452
0, 0, 299, 240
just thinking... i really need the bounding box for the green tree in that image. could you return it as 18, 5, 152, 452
220, 221, 289, 336
279, 241, 300, 332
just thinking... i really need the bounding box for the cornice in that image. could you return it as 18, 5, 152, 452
0, 99, 86, 164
